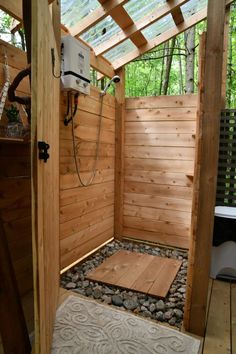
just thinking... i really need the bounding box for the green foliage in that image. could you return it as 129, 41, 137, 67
5, 105, 20, 123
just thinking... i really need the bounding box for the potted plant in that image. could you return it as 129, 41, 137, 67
5, 105, 23, 137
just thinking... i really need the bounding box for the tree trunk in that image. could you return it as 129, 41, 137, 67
185, 27, 195, 93
163, 37, 176, 95
159, 43, 167, 95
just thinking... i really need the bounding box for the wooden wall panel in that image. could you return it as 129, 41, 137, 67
0, 43, 32, 297
60, 87, 115, 269
0, 143, 32, 296
123, 95, 197, 249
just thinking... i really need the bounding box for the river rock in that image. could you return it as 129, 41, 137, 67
112, 295, 123, 307
123, 299, 139, 311
156, 300, 165, 311
65, 282, 76, 289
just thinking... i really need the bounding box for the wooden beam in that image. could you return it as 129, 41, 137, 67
183, 32, 206, 336
107, 3, 148, 48
0, 0, 22, 20
31, 0, 60, 352
171, 7, 184, 25
0, 0, 54, 20
70, 0, 129, 37
94, 0, 189, 56
184, 0, 226, 337
112, 0, 233, 70
114, 67, 125, 240
91, 50, 115, 78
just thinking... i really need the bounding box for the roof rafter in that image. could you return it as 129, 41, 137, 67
0, 0, 54, 21
171, 7, 184, 25
112, 0, 233, 70
70, 0, 129, 37
98, 0, 147, 48
94, 0, 189, 56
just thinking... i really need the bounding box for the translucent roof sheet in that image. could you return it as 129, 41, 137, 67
124, 0, 166, 23
61, 0, 100, 28
81, 16, 120, 48
104, 39, 137, 62
60, 0, 209, 66
181, 0, 207, 19
142, 14, 175, 41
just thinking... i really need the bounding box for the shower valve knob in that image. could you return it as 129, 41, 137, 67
38, 141, 50, 163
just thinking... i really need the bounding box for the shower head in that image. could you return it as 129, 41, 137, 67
100, 75, 121, 96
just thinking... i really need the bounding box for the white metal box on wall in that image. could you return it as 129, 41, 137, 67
61, 35, 90, 95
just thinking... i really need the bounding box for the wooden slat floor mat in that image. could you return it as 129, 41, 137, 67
86, 250, 182, 298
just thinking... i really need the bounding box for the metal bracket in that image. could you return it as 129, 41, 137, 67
38, 141, 50, 163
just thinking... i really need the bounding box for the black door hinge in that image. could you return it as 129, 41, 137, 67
38, 141, 50, 163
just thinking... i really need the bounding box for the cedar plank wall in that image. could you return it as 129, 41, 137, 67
123, 95, 197, 249
0, 41, 32, 296
60, 87, 115, 269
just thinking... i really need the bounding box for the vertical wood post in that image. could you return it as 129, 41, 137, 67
184, 0, 226, 337
114, 67, 125, 240
32, 0, 60, 352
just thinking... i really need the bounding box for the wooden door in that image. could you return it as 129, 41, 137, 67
31, 0, 60, 353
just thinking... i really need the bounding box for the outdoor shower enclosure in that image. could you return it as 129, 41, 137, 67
0, 0, 229, 353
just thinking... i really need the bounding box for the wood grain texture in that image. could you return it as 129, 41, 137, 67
203, 281, 231, 354
232, 283, 236, 354
31, 0, 60, 352
60, 87, 115, 269
87, 250, 182, 298
123, 95, 197, 248
185, 1, 226, 336
114, 67, 125, 240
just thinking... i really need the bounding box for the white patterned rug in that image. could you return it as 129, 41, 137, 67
51, 295, 201, 354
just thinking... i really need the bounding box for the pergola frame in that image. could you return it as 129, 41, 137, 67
2, 0, 233, 78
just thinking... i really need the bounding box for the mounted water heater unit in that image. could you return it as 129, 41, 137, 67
61, 35, 90, 95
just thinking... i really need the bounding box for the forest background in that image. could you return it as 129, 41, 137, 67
0, 2, 235, 107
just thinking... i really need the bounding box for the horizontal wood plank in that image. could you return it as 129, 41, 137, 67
124, 216, 190, 238
125, 107, 197, 122
123, 204, 191, 225
125, 158, 194, 174
125, 133, 195, 147
126, 95, 197, 109
124, 170, 193, 187
124, 192, 192, 212
124, 181, 192, 199
125, 121, 196, 134
123, 227, 189, 249
124, 145, 195, 160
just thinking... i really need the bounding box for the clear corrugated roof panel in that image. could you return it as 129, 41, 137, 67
104, 39, 136, 62
181, 0, 207, 19
142, 14, 175, 40
81, 16, 120, 48
124, 0, 166, 23
61, 0, 100, 28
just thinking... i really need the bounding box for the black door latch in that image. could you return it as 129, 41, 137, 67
38, 141, 50, 163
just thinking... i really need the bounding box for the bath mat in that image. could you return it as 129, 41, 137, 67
51, 295, 201, 354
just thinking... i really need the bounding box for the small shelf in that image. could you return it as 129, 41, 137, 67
0, 137, 28, 143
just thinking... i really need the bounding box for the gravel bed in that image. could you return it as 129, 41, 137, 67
60, 240, 188, 329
